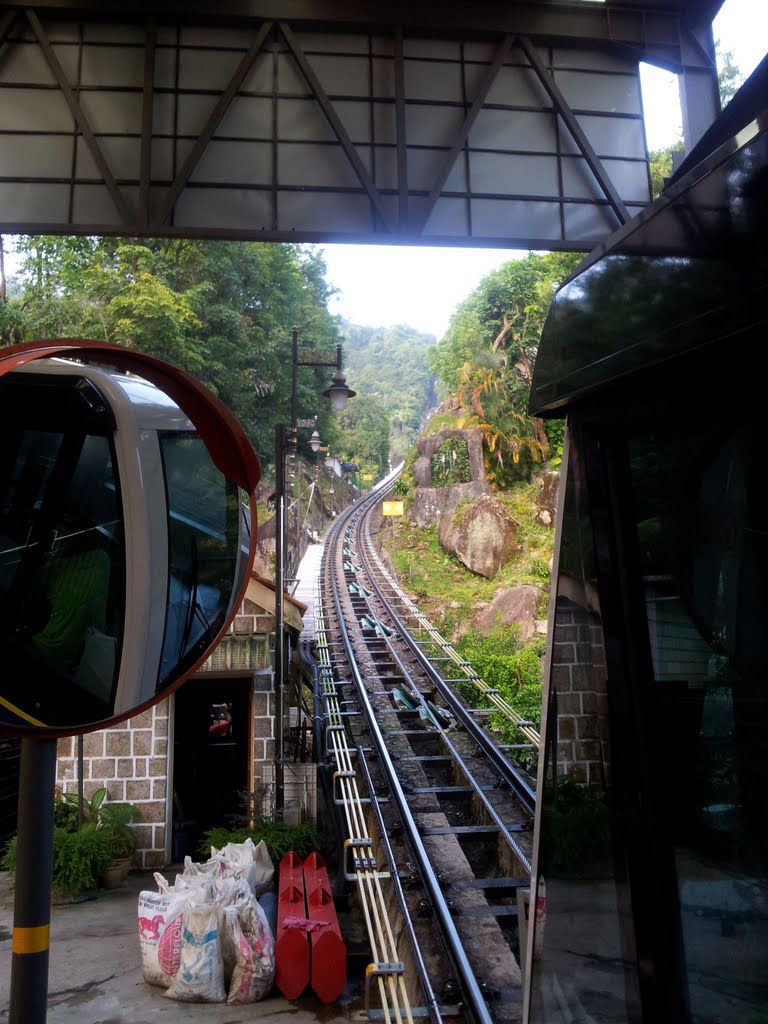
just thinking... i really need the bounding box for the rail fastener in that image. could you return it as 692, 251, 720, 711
364, 961, 406, 1017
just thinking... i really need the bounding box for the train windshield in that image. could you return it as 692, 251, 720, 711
0, 423, 125, 729
158, 433, 245, 683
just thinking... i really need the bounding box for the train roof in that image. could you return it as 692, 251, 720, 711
6, 357, 194, 433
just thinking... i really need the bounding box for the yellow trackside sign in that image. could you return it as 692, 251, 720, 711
382, 501, 404, 516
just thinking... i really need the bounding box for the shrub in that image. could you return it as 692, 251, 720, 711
541, 774, 611, 877
3, 823, 113, 899
199, 819, 322, 863
99, 801, 140, 858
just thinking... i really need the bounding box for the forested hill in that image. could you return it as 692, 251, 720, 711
340, 321, 440, 459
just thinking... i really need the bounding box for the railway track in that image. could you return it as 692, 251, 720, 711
308, 478, 541, 1024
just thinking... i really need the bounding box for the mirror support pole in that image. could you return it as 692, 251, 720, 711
274, 422, 286, 815
9, 736, 57, 1024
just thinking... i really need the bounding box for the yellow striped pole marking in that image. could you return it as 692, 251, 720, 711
12, 924, 50, 955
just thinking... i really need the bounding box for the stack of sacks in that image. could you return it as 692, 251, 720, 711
137, 838, 276, 1004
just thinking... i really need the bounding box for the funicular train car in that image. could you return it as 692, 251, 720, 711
522, 65, 768, 1024
0, 351, 254, 734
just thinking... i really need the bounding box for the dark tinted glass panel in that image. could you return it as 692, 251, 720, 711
628, 414, 767, 1023
527, 438, 637, 1024
531, 128, 768, 415
0, 430, 125, 728
159, 434, 241, 683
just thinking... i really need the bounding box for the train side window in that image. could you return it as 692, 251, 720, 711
0, 430, 125, 725
158, 433, 240, 683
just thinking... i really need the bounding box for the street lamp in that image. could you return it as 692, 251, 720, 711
273, 326, 354, 814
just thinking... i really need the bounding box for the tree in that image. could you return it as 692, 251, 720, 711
2, 236, 346, 468
648, 141, 685, 200
337, 395, 391, 484
426, 251, 580, 485
340, 322, 438, 458
429, 251, 581, 483
717, 40, 743, 106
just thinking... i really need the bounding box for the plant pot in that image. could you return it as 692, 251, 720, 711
115, 856, 132, 880
101, 861, 126, 890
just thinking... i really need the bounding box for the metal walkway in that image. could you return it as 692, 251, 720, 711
292, 537, 326, 641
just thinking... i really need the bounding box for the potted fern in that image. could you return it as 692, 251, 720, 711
2, 823, 113, 903
2, 787, 141, 899
98, 799, 140, 886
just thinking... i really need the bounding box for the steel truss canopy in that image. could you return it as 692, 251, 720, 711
0, 1, 724, 249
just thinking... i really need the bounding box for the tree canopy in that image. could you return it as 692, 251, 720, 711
341, 322, 439, 461
2, 236, 350, 469
427, 251, 580, 486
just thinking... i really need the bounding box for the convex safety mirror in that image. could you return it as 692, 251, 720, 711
0, 340, 260, 737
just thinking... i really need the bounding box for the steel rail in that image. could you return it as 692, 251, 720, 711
343, 538, 533, 870
311, 555, 416, 1024
328, 496, 496, 1024
361, 489, 541, 751
357, 514, 538, 821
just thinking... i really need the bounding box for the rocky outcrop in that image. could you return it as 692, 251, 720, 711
411, 426, 489, 526
414, 427, 486, 483
438, 494, 517, 578
473, 585, 543, 640
412, 480, 489, 528
533, 470, 560, 528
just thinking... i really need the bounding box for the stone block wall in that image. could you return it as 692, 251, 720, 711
56, 701, 170, 869
549, 596, 609, 786
55, 632, 274, 870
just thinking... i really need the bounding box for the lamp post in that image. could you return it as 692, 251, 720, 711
273, 326, 354, 814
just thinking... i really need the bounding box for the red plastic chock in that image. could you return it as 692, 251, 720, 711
303, 851, 347, 1003
275, 851, 310, 999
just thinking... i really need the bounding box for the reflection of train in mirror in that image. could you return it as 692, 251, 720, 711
0, 358, 252, 733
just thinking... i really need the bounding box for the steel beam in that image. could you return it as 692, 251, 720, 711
25, 9, 134, 225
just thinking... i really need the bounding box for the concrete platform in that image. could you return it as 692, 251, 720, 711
0, 867, 353, 1023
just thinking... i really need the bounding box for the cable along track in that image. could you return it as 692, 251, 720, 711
315, 481, 540, 1024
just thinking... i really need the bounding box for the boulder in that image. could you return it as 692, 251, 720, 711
412, 456, 433, 488
473, 585, 543, 640
412, 480, 489, 528
438, 494, 517, 578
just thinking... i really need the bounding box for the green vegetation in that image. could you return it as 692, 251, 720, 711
431, 437, 470, 486
342, 322, 439, 460
387, 477, 553, 628
3, 826, 113, 900
1, 237, 392, 480
2, 787, 140, 898
199, 819, 322, 863
337, 392, 391, 488
382, 473, 555, 768
454, 628, 546, 768
427, 252, 580, 489
648, 141, 685, 199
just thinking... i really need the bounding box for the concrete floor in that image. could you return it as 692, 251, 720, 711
0, 867, 356, 1023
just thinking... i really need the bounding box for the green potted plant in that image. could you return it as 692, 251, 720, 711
2, 823, 113, 903
2, 787, 141, 899
98, 799, 140, 886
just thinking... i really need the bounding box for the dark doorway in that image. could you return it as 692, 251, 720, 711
171, 676, 251, 862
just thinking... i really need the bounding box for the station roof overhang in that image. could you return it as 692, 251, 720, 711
247, 573, 307, 633
0, 0, 729, 250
